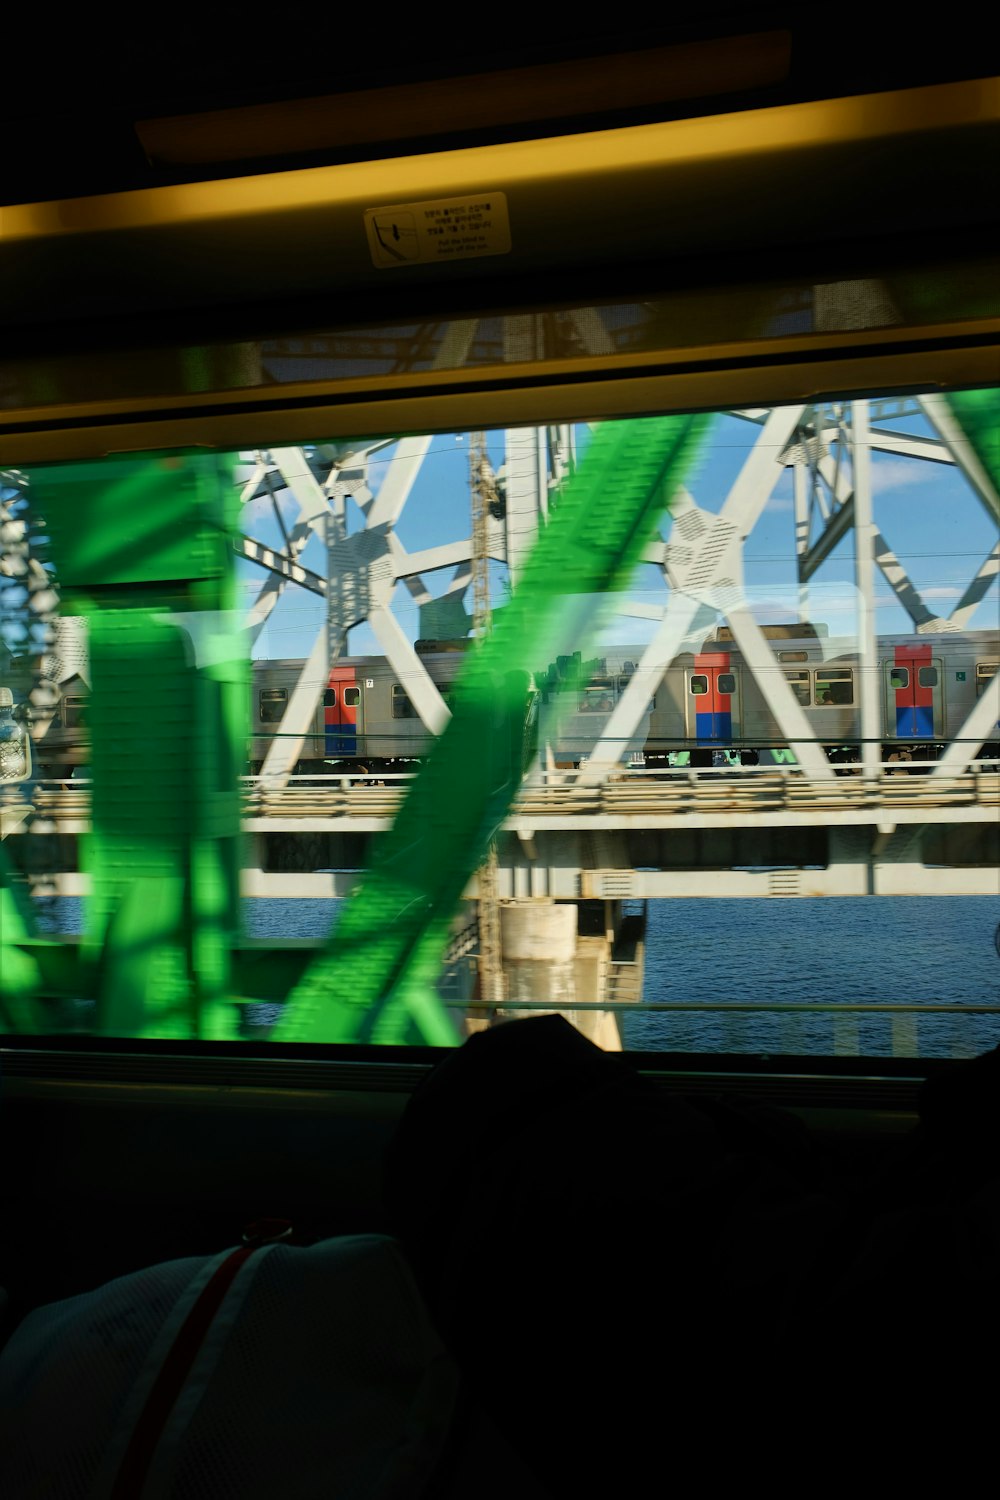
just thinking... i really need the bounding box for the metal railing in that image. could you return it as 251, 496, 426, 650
21, 760, 1000, 826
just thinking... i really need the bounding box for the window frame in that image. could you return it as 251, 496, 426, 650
2, 87, 997, 1084
259, 687, 288, 724
391, 684, 418, 719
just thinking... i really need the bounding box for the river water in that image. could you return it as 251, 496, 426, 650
33, 894, 1000, 1060
621, 894, 1000, 1058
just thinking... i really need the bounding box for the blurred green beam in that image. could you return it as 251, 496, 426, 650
276, 413, 712, 1045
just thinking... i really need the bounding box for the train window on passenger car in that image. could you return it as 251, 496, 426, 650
918, 667, 938, 688
976, 663, 998, 696
391, 685, 418, 718
690, 675, 708, 695
784, 671, 810, 706
344, 687, 360, 707
815, 670, 853, 705
718, 674, 736, 695
323, 688, 337, 707
779, 651, 808, 662
581, 679, 614, 712
63, 696, 86, 728
890, 668, 909, 689
259, 689, 287, 722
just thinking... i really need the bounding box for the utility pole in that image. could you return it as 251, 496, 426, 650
469, 433, 505, 1015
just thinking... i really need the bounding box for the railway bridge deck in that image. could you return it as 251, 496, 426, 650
19, 761, 999, 901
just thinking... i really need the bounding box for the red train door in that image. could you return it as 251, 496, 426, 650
689, 652, 739, 744
324, 665, 360, 758
887, 645, 938, 739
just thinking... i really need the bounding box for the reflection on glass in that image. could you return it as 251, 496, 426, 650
1, 390, 997, 1059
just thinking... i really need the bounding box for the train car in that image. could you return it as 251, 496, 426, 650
22, 627, 999, 779
250, 650, 467, 773
540, 626, 1000, 768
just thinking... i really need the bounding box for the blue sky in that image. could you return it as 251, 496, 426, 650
240, 404, 998, 662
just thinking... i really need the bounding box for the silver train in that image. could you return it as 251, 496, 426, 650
248, 626, 999, 773
10, 625, 997, 776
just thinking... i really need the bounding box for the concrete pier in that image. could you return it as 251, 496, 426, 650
487, 898, 628, 1050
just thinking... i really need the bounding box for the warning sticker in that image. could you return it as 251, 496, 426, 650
364, 193, 510, 269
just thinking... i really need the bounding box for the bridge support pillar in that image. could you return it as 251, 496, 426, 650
496, 899, 622, 1050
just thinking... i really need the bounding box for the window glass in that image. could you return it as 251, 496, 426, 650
259, 689, 287, 723
785, 671, 810, 706
4, 386, 998, 1064
391, 684, 418, 719
580, 679, 615, 713
815, 670, 853, 705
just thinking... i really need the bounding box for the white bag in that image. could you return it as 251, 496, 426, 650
0, 1235, 457, 1499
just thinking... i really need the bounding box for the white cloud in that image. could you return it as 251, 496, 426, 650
872, 457, 938, 492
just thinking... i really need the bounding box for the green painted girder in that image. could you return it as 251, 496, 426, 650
274, 413, 711, 1046
1, 453, 247, 1040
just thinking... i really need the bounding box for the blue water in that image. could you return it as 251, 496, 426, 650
31, 895, 1000, 1059
624, 896, 1000, 1058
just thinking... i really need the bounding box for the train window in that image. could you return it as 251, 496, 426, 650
62, 696, 86, 728
784, 672, 810, 706
815, 670, 854, 706
391, 685, 418, 719
259, 689, 287, 723
918, 667, 938, 689
3, 376, 998, 1070
890, 668, 909, 689
580, 680, 615, 713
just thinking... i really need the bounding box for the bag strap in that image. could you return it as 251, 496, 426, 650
108, 1246, 257, 1499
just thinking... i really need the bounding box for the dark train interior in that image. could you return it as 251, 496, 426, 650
1, 10, 999, 1492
